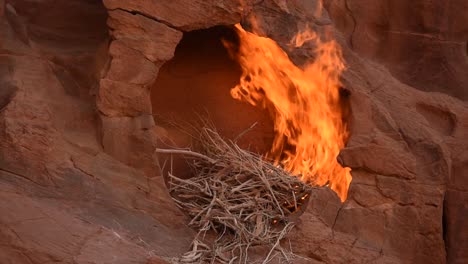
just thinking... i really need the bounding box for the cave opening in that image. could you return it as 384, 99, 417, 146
151, 24, 352, 200
149, 25, 353, 261
151, 25, 275, 179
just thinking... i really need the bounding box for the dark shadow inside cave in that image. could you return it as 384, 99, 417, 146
151, 25, 275, 179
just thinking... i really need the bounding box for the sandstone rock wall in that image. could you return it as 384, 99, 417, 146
324, 0, 468, 100
0, 0, 467, 263
324, 1, 468, 262
0, 1, 193, 263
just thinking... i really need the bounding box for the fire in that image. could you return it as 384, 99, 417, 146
224, 24, 351, 201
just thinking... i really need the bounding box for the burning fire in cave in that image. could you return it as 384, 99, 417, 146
224, 24, 351, 201
153, 23, 353, 262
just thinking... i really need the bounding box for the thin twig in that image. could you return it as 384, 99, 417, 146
234, 122, 258, 142
156, 148, 216, 164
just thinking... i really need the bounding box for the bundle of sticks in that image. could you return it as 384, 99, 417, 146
157, 121, 313, 263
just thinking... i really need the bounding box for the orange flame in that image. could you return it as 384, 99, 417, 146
225, 24, 351, 201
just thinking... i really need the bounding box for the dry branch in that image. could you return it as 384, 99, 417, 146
160, 121, 313, 263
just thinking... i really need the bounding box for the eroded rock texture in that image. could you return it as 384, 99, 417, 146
324, 0, 468, 100
0, 0, 467, 263
0, 0, 192, 263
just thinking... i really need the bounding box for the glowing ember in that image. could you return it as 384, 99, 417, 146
224, 24, 351, 201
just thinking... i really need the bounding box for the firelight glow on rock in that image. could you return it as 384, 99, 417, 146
225, 24, 351, 201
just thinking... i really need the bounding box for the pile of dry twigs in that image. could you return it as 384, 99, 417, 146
156, 121, 313, 263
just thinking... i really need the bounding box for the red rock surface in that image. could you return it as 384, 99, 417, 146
0, 0, 467, 263
0, 0, 192, 263
324, 0, 468, 100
